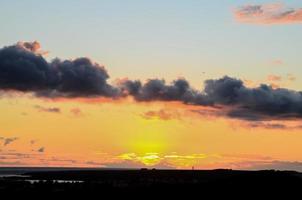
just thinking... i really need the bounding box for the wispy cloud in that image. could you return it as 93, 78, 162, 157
271, 59, 284, 66
234, 160, 302, 172
287, 74, 296, 81
30, 139, 36, 145
70, 108, 83, 117
34, 105, 61, 113
234, 3, 302, 25
244, 121, 302, 130
267, 75, 282, 82
141, 109, 181, 121
37, 147, 45, 153
0, 137, 18, 146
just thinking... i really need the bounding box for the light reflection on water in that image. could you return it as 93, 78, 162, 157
0, 175, 30, 178
26, 180, 84, 184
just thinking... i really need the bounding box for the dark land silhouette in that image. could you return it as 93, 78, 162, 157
1, 168, 302, 198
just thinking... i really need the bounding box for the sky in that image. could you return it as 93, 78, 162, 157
0, 0, 302, 170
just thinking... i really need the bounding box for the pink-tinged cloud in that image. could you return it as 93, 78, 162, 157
271, 59, 284, 66
234, 3, 302, 24
17, 41, 48, 56
267, 75, 282, 82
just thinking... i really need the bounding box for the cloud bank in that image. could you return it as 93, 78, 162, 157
234, 3, 302, 24
1, 41, 302, 121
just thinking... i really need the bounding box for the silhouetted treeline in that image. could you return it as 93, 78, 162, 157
1, 169, 301, 198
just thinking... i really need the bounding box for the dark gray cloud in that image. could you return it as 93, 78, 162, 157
120, 78, 210, 105
0, 42, 120, 98
193, 76, 302, 121
118, 79, 142, 96
203, 76, 302, 120
1, 42, 302, 121
135, 79, 192, 102
122, 76, 302, 121
0, 42, 54, 92
37, 57, 119, 98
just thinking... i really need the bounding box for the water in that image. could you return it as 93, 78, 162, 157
0, 167, 101, 176
26, 180, 84, 184
0, 167, 95, 182
0, 174, 30, 178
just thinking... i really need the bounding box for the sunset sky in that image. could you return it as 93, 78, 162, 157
1, 0, 302, 170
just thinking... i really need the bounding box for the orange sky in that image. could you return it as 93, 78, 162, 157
1, 95, 302, 170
